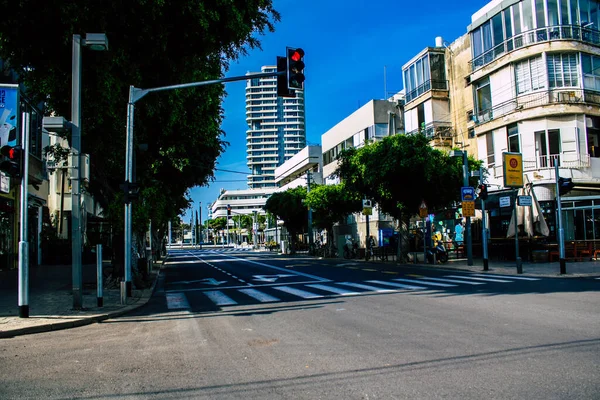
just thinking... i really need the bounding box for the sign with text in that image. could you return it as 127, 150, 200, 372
0, 172, 9, 193
0, 84, 19, 148
461, 186, 475, 201
502, 152, 523, 188
462, 201, 475, 217
419, 200, 428, 218
518, 195, 532, 206
499, 196, 511, 207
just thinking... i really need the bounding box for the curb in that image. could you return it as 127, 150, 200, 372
0, 262, 163, 339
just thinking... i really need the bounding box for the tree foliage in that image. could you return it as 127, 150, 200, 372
336, 134, 482, 220
305, 183, 362, 235
263, 187, 307, 252
0, 0, 280, 242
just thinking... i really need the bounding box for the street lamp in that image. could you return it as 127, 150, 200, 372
451, 149, 473, 266
71, 33, 108, 309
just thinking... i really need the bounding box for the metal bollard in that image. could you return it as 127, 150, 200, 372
96, 244, 103, 307
120, 280, 127, 305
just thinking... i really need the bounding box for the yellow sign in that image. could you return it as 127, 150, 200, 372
462, 201, 475, 217
419, 200, 428, 218
362, 207, 372, 216
502, 152, 523, 188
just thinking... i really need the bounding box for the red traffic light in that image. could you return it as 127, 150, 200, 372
290, 49, 304, 62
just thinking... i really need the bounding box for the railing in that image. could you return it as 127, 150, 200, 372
405, 80, 448, 103
493, 154, 591, 178
473, 88, 598, 125
470, 24, 600, 72
406, 121, 453, 138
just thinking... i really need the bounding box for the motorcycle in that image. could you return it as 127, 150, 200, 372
426, 240, 449, 264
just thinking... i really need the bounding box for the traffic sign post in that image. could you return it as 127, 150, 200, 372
462, 201, 475, 217
419, 200, 428, 218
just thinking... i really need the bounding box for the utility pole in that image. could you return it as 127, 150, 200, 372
555, 163, 566, 274
306, 170, 314, 253
514, 188, 522, 274
199, 202, 202, 249
462, 151, 473, 266
480, 167, 489, 271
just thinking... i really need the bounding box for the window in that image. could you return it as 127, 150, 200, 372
547, 53, 579, 87
475, 78, 492, 116
486, 132, 495, 168
582, 53, 600, 90
516, 55, 546, 94
508, 123, 520, 152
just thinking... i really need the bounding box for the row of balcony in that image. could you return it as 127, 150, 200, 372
405, 79, 448, 103
491, 154, 592, 179
470, 24, 600, 72
473, 88, 600, 125
406, 121, 453, 138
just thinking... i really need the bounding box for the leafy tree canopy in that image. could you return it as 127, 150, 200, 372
263, 186, 308, 238
336, 134, 482, 220
305, 183, 362, 232
0, 0, 280, 234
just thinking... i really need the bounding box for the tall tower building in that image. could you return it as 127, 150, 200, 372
246, 65, 306, 189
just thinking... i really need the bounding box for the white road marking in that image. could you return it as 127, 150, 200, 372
273, 286, 323, 299
419, 277, 484, 285
366, 280, 427, 290
337, 282, 397, 293
445, 275, 513, 283
470, 273, 540, 281
166, 293, 190, 310
204, 291, 237, 306
239, 289, 280, 303
392, 278, 456, 288
306, 284, 361, 296
218, 254, 329, 282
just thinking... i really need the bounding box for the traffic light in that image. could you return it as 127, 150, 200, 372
120, 181, 140, 203
227, 204, 231, 217
0, 145, 23, 179
478, 184, 488, 201
558, 177, 575, 196
276, 56, 294, 98
286, 47, 305, 90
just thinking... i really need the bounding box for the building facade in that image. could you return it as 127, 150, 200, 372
246, 65, 306, 189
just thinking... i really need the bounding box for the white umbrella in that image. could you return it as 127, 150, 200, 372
506, 176, 550, 238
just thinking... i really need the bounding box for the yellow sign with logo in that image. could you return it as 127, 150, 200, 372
362, 207, 372, 216
462, 201, 475, 217
502, 152, 523, 188
419, 200, 428, 218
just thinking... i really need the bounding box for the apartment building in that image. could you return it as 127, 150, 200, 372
246, 65, 306, 189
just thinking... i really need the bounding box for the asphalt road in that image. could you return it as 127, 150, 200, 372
1, 249, 599, 399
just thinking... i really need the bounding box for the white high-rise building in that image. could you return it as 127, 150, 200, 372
246, 65, 306, 189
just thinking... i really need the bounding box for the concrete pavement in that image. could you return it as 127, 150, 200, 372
0, 262, 160, 338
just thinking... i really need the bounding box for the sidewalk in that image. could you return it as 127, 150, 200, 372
0, 262, 160, 339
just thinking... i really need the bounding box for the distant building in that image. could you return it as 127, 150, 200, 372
274, 145, 323, 191
210, 188, 276, 219
245, 65, 306, 189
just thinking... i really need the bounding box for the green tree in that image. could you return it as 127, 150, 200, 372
263, 187, 308, 253
305, 183, 362, 251
0, 0, 280, 265
336, 134, 482, 259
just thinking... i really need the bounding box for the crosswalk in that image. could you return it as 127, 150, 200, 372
165, 273, 542, 310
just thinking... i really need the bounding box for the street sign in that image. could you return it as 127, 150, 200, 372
502, 152, 524, 188
518, 195, 532, 206
362, 199, 372, 208
419, 200, 428, 218
362, 207, 372, 216
461, 186, 475, 201
0, 172, 9, 193
499, 196, 511, 207
462, 201, 475, 217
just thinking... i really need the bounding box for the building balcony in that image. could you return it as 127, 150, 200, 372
404, 79, 448, 104
473, 88, 600, 126
470, 24, 600, 72
406, 121, 453, 139
491, 154, 592, 180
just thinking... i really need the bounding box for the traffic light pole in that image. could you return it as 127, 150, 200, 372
462, 152, 473, 266
480, 167, 489, 271
18, 113, 30, 318
124, 71, 286, 289
555, 163, 566, 274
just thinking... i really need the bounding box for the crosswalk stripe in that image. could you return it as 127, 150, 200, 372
470, 273, 540, 281
204, 291, 238, 306
337, 282, 397, 293
392, 278, 456, 288
366, 280, 427, 290
419, 277, 484, 285
238, 288, 280, 303
166, 292, 190, 310
273, 286, 323, 299
445, 275, 513, 283
306, 284, 361, 296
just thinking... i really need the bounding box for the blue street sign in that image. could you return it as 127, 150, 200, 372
461, 186, 475, 201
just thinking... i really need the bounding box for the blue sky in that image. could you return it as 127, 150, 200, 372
184, 0, 490, 223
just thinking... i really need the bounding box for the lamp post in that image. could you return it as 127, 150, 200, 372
452, 150, 473, 266
69, 33, 109, 309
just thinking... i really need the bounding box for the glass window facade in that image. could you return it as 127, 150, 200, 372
403, 51, 447, 103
